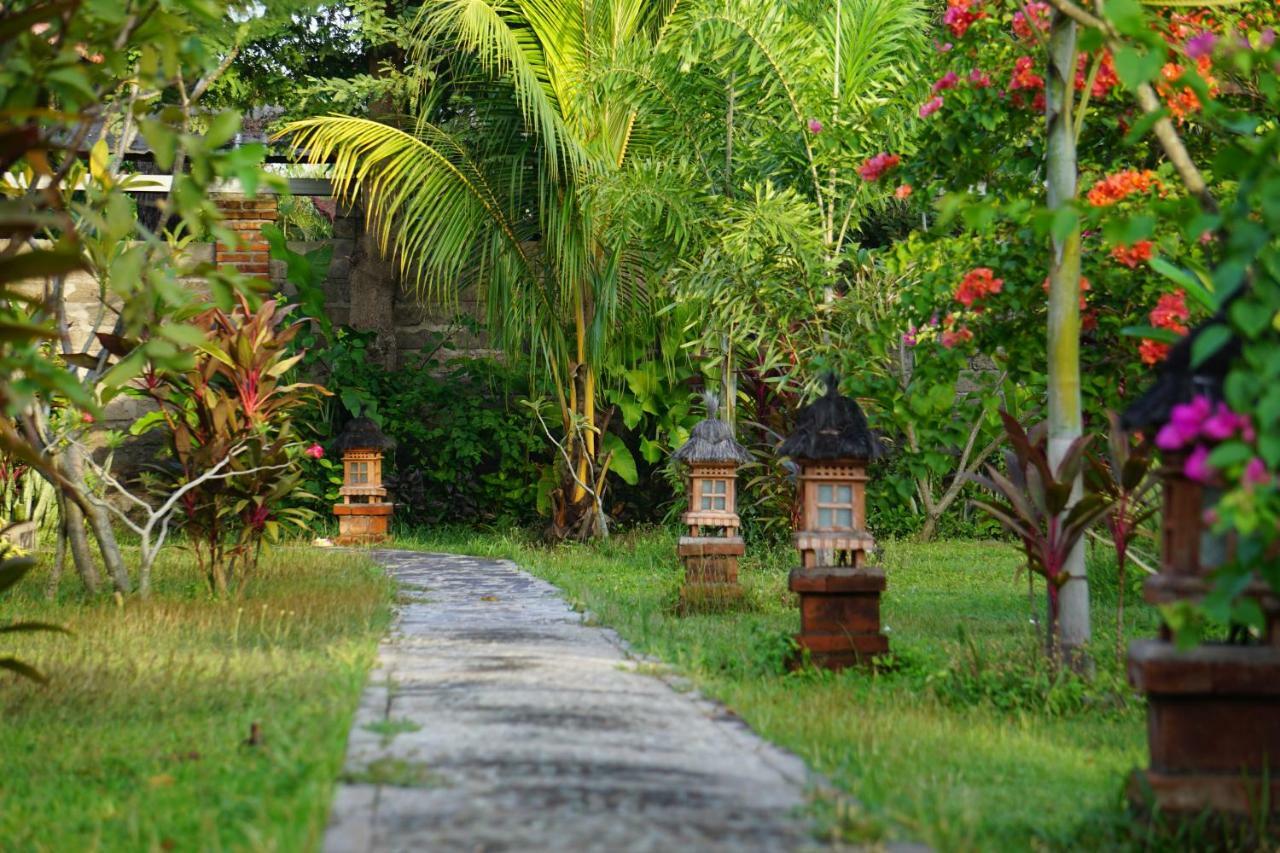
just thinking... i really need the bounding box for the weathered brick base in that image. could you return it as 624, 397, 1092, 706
789, 566, 888, 670
334, 503, 394, 546
678, 536, 744, 611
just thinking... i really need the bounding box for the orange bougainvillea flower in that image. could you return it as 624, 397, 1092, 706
1156, 56, 1219, 122
1150, 289, 1190, 335
1111, 240, 1154, 268
1139, 338, 1171, 365
955, 267, 1003, 308
1075, 51, 1119, 98
1086, 169, 1161, 207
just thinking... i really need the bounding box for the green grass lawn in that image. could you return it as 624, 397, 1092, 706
396, 526, 1158, 851
0, 545, 392, 852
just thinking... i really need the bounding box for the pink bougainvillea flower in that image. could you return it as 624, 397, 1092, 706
1201, 402, 1254, 443
1012, 2, 1051, 41
943, 0, 984, 39
919, 96, 944, 118
1244, 457, 1270, 488
807, 118, 824, 134
1150, 289, 1190, 334
895, 183, 913, 200
305, 443, 325, 459
934, 40, 954, 53
932, 71, 959, 94
1183, 444, 1213, 483
969, 68, 992, 87
858, 152, 901, 181
939, 327, 974, 349
1185, 31, 1218, 59
1261, 28, 1276, 48
1155, 395, 1212, 450
1009, 55, 1045, 91
902, 324, 918, 347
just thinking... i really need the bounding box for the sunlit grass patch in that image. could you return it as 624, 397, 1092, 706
0, 545, 392, 852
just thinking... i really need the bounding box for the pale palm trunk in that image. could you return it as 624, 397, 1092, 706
1045, 13, 1089, 666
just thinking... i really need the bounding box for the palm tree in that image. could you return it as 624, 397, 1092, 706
284, 0, 677, 539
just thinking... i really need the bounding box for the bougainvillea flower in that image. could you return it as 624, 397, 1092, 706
935, 40, 954, 53
943, 0, 984, 38
1012, 2, 1051, 41
940, 327, 974, 348
1150, 289, 1190, 334
1155, 395, 1212, 450
1183, 444, 1213, 483
1201, 402, 1253, 443
305, 443, 325, 459
919, 96, 944, 118
902, 325, 918, 347
1185, 31, 1218, 59
1009, 55, 1045, 91
1139, 338, 1171, 366
955, 267, 1003, 308
1075, 51, 1119, 98
969, 68, 992, 87
858, 152, 901, 181
895, 184, 913, 199
932, 71, 960, 94
1086, 169, 1161, 206
1261, 28, 1276, 48
1110, 240, 1154, 268
1244, 457, 1270, 487
807, 118, 824, 134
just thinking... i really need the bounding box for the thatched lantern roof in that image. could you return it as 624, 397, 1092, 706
331, 417, 396, 453
672, 418, 752, 465
779, 374, 881, 461
1122, 319, 1241, 431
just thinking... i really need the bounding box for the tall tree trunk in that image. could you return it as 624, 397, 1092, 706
61, 494, 102, 595
1045, 13, 1090, 669
62, 446, 132, 594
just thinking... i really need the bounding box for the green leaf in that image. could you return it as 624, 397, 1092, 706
1120, 325, 1181, 344
1113, 46, 1163, 89
602, 433, 638, 486
204, 111, 241, 149
1191, 324, 1231, 368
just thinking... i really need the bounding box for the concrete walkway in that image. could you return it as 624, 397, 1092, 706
324, 550, 821, 853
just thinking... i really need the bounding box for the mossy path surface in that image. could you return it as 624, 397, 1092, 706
326, 550, 827, 853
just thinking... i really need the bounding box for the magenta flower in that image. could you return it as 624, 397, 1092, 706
902, 325, 918, 347
968, 68, 991, 88
1155, 395, 1212, 451
1183, 444, 1213, 483
1244, 457, 1270, 487
932, 71, 959, 94
934, 40, 954, 53
919, 96, 944, 118
1185, 31, 1217, 60
305, 443, 325, 459
1261, 29, 1276, 49
807, 118, 824, 134
1201, 402, 1250, 442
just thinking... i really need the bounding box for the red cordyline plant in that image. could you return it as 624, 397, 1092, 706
137, 294, 327, 595
968, 411, 1113, 658
1087, 413, 1158, 661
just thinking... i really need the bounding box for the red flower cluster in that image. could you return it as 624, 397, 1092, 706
1085, 169, 1161, 207
955, 267, 1003, 308
1140, 289, 1190, 365
932, 71, 960, 94
1075, 51, 1119, 99
1012, 2, 1050, 41
1009, 55, 1044, 91
1111, 240, 1154, 268
858, 152, 901, 182
944, 0, 984, 39
940, 313, 974, 349
1157, 56, 1218, 122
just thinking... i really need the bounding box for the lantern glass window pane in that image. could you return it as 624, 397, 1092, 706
835, 484, 853, 504
835, 508, 854, 528
818, 484, 833, 503
713, 496, 726, 510
818, 508, 833, 528
700, 494, 714, 510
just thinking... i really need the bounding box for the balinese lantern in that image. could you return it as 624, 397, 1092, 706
332, 417, 395, 545
1122, 329, 1280, 820
779, 374, 887, 668
671, 394, 752, 608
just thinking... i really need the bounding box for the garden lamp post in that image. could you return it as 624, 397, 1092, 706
780, 374, 887, 669
1122, 328, 1280, 820
671, 394, 752, 609
332, 417, 395, 546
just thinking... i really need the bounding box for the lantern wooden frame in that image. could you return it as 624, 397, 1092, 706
333, 447, 393, 545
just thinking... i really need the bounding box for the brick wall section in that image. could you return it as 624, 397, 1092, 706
213, 195, 277, 277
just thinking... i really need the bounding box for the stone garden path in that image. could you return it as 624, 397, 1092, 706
323, 550, 823, 853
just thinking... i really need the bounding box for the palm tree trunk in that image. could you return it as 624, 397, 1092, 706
1046, 12, 1090, 669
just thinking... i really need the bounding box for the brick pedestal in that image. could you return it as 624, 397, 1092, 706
678, 536, 744, 610
789, 566, 888, 669
334, 503, 393, 546
1128, 639, 1280, 819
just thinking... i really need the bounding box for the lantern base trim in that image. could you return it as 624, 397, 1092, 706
333, 502, 394, 546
